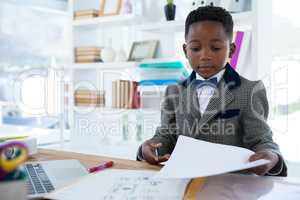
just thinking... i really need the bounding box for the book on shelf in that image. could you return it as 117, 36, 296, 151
229, 31, 251, 70
139, 60, 184, 69
112, 80, 140, 109
131, 81, 140, 109
137, 59, 189, 81
138, 68, 188, 82
74, 47, 102, 63
75, 51, 100, 56
139, 79, 178, 86
75, 60, 102, 63
116, 80, 121, 108
75, 47, 102, 52
120, 80, 125, 108
76, 55, 101, 60
124, 80, 130, 109
75, 90, 105, 97
75, 57, 102, 63
74, 9, 99, 20
74, 90, 105, 107
139, 85, 167, 109
74, 9, 99, 16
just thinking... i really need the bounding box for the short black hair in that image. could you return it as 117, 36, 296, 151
185, 6, 233, 40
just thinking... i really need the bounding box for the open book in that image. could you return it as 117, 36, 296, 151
46, 136, 272, 200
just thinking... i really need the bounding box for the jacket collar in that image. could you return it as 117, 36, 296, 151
181, 63, 241, 89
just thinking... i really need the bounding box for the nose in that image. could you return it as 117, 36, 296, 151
199, 48, 212, 60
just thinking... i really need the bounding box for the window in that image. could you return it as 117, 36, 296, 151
0, 0, 70, 128
271, 0, 300, 162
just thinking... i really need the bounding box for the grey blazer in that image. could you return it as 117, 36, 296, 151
137, 63, 287, 176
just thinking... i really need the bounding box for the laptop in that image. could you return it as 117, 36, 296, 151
24, 159, 88, 199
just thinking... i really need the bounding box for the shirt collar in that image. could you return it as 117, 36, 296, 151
196, 68, 225, 83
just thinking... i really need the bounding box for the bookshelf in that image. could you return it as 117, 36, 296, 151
66, 0, 272, 150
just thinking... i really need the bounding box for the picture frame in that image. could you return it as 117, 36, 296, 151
128, 40, 159, 61
99, 0, 122, 16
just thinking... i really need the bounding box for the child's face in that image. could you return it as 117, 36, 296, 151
183, 21, 235, 79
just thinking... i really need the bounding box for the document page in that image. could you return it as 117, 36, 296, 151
156, 136, 270, 179
46, 169, 189, 200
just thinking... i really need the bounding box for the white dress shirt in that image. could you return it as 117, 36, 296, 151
196, 69, 225, 115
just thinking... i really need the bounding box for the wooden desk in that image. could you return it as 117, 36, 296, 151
30, 149, 300, 200
29, 149, 201, 199
30, 148, 161, 171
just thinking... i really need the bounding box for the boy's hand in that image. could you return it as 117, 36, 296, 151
141, 140, 170, 165
247, 150, 279, 175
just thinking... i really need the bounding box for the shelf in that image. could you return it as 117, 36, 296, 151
66, 62, 138, 70
73, 14, 139, 28
136, 19, 185, 33
66, 58, 186, 70
73, 106, 160, 115
72, 11, 252, 31
137, 11, 253, 33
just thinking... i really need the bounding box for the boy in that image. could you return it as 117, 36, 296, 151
137, 6, 287, 176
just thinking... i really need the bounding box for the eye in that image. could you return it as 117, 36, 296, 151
211, 47, 221, 51
189, 47, 201, 52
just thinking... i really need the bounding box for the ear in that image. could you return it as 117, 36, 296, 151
183, 44, 188, 58
229, 43, 236, 58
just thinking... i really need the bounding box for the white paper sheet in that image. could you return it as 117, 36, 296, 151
46, 169, 189, 200
156, 136, 270, 179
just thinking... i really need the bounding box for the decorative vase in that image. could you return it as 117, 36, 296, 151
101, 39, 116, 62
164, 3, 176, 21
101, 47, 116, 62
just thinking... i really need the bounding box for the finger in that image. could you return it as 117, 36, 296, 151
249, 153, 265, 162
149, 143, 162, 160
149, 143, 161, 160
142, 144, 160, 164
143, 141, 166, 165
143, 148, 160, 164
248, 165, 269, 176
149, 142, 162, 150
157, 154, 171, 163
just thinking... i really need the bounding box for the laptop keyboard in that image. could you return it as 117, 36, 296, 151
25, 163, 55, 195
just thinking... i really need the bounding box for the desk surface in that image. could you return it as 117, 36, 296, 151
29, 149, 300, 200
30, 149, 198, 199
30, 148, 161, 171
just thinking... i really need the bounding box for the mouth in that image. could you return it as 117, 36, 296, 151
196, 66, 214, 77
197, 64, 213, 69
197, 65, 213, 70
